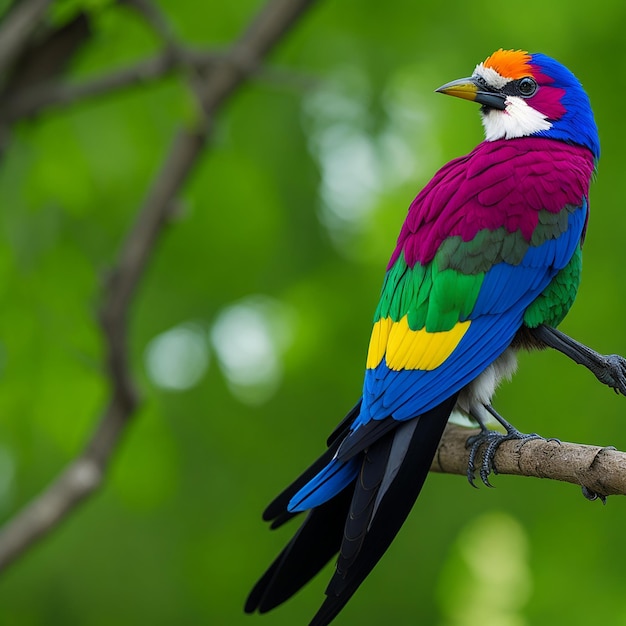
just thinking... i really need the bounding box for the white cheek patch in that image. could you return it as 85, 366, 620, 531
481, 96, 553, 141
473, 63, 512, 89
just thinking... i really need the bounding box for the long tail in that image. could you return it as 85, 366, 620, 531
245, 395, 457, 625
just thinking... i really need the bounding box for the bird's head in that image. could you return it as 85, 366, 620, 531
437, 49, 600, 159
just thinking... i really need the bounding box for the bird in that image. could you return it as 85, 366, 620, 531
245, 49, 624, 625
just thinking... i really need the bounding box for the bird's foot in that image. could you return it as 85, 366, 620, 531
581, 485, 608, 504
595, 354, 626, 395
465, 404, 552, 487
466, 426, 543, 487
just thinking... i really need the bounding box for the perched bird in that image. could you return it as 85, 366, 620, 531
246, 49, 624, 625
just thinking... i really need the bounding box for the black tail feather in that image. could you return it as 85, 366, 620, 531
310, 396, 457, 626
262, 402, 360, 527
262, 444, 338, 528
335, 414, 400, 462
245, 487, 353, 614
247, 395, 457, 626
338, 430, 395, 571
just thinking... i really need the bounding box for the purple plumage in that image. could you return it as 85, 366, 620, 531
390, 138, 595, 270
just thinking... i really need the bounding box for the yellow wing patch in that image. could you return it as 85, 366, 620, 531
366, 316, 471, 371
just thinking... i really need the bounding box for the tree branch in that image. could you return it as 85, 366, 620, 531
0, 0, 52, 77
0, 47, 318, 124
0, 0, 320, 573
120, 0, 180, 50
0, 48, 220, 123
432, 424, 626, 499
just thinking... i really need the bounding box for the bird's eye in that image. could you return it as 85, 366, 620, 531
518, 77, 538, 97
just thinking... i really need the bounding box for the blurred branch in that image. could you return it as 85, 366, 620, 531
0, 10, 92, 155
0, 0, 317, 125
432, 424, 626, 499
0, 47, 221, 122
0, 48, 318, 124
0, 0, 320, 573
120, 0, 179, 50
0, 0, 52, 76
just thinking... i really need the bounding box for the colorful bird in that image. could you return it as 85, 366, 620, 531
245, 49, 623, 625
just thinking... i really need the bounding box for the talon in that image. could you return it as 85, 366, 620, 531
466, 455, 476, 487
466, 431, 486, 488
480, 468, 494, 488
601, 354, 626, 396
515, 432, 542, 452
465, 404, 544, 488
581, 485, 608, 504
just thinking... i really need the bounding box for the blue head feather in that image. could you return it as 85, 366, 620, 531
530, 53, 600, 161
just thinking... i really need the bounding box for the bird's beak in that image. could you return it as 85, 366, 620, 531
436, 77, 507, 111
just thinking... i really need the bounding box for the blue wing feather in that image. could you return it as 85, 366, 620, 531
359, 207, 586, 424
289, 458, 360, 511
290, 204, 586, 511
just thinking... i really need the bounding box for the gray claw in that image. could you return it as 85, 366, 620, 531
466, 433, 483, 488
581, 485, 608, 504
601, 354, 626, 395
466, 428, 542, 488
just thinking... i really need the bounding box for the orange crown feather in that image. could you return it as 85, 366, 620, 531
483, 48, 533, 79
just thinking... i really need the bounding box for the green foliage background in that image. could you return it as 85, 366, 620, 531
2, 1, 626, 624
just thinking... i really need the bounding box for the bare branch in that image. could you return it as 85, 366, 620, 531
0, 47, 318, 124
432, 424, 626, 498
0, 0, 320, 573
0, 0, 52, 77
0, 48, 219, 122
120, 0, 179, 50
0, 458, 103, 569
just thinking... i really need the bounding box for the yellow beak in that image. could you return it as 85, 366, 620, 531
435, 77, 479, 102
436, 77, 507, 110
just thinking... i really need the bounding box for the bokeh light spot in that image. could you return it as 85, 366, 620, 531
144, 323, 209, 391
437, 511, 532, 626
210, 296, 294, 405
